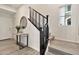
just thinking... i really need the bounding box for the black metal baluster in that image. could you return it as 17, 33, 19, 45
46, 15, 48, 24
33, 11, 35, 25
39, 14, 40, 28
29, 7, 31, 20
35, 12, 37, 26
46, 15, 49, 39
43, 17, 44, 30
32, 9, 34, 23
43, 17, 46, 54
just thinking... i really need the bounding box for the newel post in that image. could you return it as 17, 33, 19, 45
46, 15, 49, 24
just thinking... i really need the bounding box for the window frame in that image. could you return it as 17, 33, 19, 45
59, 4, 71, 26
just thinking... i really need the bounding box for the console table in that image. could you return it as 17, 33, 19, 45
16, 33, 28, 49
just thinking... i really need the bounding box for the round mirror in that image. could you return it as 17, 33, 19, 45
20, 16, 27, 29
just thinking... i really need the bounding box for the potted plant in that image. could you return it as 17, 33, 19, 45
15, 26, 21, 33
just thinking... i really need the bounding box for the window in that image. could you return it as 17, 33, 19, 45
59, 4, 71, 26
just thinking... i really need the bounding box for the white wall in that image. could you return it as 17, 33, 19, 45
0, 4, 16, 13
73, 5, 79, 43
23, 20, 40, 51
0, 5, 17, 40
46, 4, 60, 37
57, 5, 78, 43
15, 5, 41, 51
0, 12, 14, 40
49, 4, 79, 43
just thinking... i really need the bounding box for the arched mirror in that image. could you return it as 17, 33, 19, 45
20, 16, 27, 29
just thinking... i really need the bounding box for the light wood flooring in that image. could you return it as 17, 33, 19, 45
0, 39, 39, 55
49, 39, 79, 55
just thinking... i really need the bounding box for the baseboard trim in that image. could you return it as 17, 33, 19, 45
0, 38, 14, 41
55, 37, 79, 45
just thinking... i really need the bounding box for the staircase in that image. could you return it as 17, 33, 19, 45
28, 7, 49, 55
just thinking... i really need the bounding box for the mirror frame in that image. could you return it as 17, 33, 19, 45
20, 16, 27, 29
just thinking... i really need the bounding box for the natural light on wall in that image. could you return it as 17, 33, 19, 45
59, 4, 71, 26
